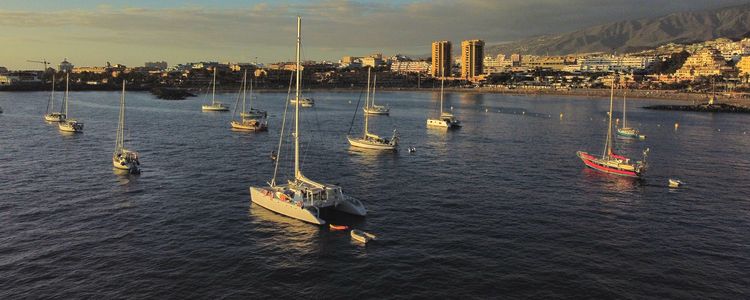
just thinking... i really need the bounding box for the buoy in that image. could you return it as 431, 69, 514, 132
348, 100, 352, 104
674, 122, 679, 130
658, 124, 661, 127
522, 111, 526, 115
450, 106, 454, 110
718, 129, 721, 132
559, 113, 563, 119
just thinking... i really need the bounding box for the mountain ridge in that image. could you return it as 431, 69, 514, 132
486, 3, 750, 56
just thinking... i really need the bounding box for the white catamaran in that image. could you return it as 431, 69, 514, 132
249, 16, 366, 225
347, 67, 398, 150
112, 81, 141, 173
426, 77, 460, 128
43, 74, 66, 122
201, 68, 230, 111
363, 73, 390, 115
231, 69, 268, 131
58, 73, 84, 133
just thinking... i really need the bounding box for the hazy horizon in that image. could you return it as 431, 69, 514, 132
1, 0, 748, 69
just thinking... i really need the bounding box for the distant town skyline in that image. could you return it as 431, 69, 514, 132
1, 0, 748, 69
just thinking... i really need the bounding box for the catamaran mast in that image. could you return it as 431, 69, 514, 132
294, 16, 301, 178
211, 68, 217, 105
603, 75, 615, 158
364, 67, 371, 137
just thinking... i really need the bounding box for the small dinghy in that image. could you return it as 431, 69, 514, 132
668, 179, 684, 188
329, 224, 349, 231
351, 229, 377, 244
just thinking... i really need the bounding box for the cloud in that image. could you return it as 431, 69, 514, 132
0, 0, 747, 68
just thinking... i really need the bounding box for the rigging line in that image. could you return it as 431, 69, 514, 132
347, 87, 366, 135
271, 70, 296, 186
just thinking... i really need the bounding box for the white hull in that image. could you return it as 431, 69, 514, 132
363, 106, 389, 115
231, 120, 268, 131
347, 136, 396, 150
58, 120, 83, 132
250, 187, 325, 225
112, 157, 140, 173
290, 98, 314, 107
427, 118, 460, 128
202, 104, 229, 111
44, 113, 66, 122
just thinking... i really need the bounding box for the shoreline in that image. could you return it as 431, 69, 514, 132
3, 86, 748, 106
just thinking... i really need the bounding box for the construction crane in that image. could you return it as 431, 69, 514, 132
27, 59, 51, 71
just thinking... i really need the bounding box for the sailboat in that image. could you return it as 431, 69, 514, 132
112, 81, 141, 173
426, 77, 461, 128
348, 67, 398, 150
43, 74, 66, 122
239, 72, 267, 118
363, 73, 390, 115
249, 16, 366, 225
231, 70, 268, 131
58, 73, 84, 133
290, 95, 314, 107
201, 68, 230, 111
577, 77, 648, 178
616, 92, 645, 139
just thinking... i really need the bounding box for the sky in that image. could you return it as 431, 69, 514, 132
1, 0, 748, 69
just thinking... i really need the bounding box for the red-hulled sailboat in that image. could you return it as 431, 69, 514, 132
577, 76, 649, 178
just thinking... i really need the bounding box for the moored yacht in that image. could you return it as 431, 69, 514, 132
202, 68, 230, 111
58, 73, 84, 133
250, 16, 366, 225
43, 73, 66, 122
347, 67, 398, 150
112, 81, 140, 173
362, 74, 390, 115
427, 78, 461, 128
231, 70, 268, 132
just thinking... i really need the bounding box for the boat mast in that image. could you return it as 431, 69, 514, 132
249, 75, 254, 110
622, 91, 627, 129
47, 73, 56, 113
603, 75, 615, 158
116, 81, 126, 150
64, 72, 69, 116
439, 77, 444, 116
211, 68, 217, 105
364, 67, 371, 137
294, 16, 301, 178
241, 69, 248, 120
371, 73, 377, 107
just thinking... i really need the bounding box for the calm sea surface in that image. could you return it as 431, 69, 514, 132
1, 90, 749, 299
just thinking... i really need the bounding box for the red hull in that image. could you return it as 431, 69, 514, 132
577, 151, 640, 178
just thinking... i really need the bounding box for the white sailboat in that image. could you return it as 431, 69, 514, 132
348, 67, 398, 150
363, 73, 390, 115
290, 96, 314, 107
43, 73, 66, 122
201, 68, 230, 111
112, 81, 141, 173
58, 73, 84, 133
231, 69, 268, 131
249, 16, 366, 225
616, 92, 645, 139
239, 73, 267, 118
426, 77, 460, 128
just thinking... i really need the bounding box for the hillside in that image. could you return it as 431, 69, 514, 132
486, 3, 750, 56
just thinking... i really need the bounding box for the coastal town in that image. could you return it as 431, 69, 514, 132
2, 37, 750, 103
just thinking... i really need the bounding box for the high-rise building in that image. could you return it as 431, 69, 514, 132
431, 41, 452, 77
461, 39, 484, 80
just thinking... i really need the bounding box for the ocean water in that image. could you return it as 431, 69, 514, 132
1, 90, 748, 299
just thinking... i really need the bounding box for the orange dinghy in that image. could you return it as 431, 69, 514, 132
329, 224, 349, 231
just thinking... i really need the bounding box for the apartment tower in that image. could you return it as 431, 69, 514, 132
431, 41, 452, 78
461, 39, 484, 80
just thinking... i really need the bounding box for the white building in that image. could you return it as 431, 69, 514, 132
390, 61, 430, 73
576, 56, 655, 73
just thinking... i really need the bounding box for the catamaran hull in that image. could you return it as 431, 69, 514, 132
249, 187, 326, 225
577, 151, 640, 178
347, 136, 396, 150
334, 195, 367, 216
